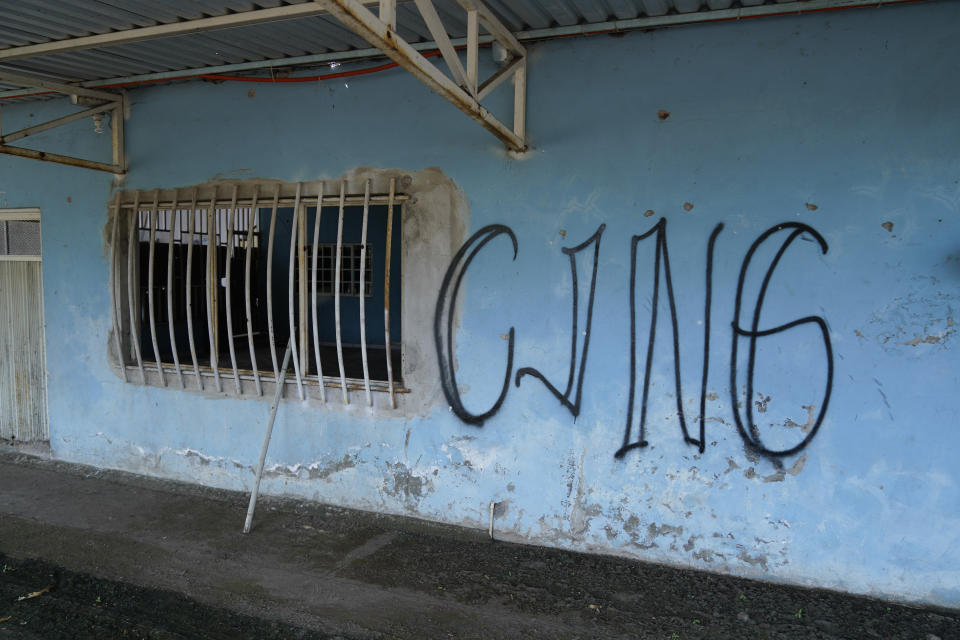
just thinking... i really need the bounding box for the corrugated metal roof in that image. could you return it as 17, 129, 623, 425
0, 0, 911, 98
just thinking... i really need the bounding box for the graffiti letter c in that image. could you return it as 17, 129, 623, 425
434, 225, 518, 426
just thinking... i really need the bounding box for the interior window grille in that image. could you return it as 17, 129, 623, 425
316, 244, 373, 297
110, 181, 404, 407
0, 220, 41, 257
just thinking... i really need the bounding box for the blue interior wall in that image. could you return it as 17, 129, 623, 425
1, 3, 958, 607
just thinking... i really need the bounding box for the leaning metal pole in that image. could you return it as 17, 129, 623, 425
243, 337, 293, 534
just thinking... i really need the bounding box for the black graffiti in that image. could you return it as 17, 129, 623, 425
699, 224, 723, 456
615, 219, 723, 458
435, 218, 834, 462
515, 224, 605, 418
731, 223, 833, 457
434, 224, 517, 426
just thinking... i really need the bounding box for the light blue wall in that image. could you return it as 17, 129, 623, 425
1, 3, 958, 607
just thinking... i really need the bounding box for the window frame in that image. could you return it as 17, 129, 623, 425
109, 181, 406, 407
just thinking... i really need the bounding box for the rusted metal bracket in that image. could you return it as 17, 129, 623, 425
0, 71, 126, 176
326, 0, 527, 152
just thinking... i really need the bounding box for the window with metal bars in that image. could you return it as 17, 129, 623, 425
110, 180, 404, 407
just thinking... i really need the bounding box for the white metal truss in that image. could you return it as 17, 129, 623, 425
0, 71, 126, 175
0, 0, 924, 161
0, 0, 913, 107
329, 0, 527, 151
0, 0, 526, 156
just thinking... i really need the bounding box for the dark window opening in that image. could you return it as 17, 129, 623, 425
134, 201, 401, 386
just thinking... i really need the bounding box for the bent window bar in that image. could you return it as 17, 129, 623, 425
114, 181, 407, 404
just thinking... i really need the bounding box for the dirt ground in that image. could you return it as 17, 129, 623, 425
0, 554, 339, 639
1, 450, 958, 639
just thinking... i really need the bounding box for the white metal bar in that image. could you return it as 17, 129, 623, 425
0, 3, 383, 62
127, 362, 407, 392
111, 100, 125, 176
453, 0, 524, 56
310, 184, 327, 404
298, 185, 309, 382
287, 183, 305, 401
379, 0, 397, 29
166, 191, 185, 389
126, 190, 145, 383
383, 178, 396, 409
266, 184, 281, 381
413, 0, 469, 89
0, 144, 124, 175
184, 190, 203, 390
0, 70, 121, 102
334, 181, 349, 404
225, 185, 242, 395
146, 192, 166, 387
359, 180, 373, 406
245, 186, 263, 396
466, 9, 479, 98
115, 193, 409, 211
513, 56, 526, 141
205, 190, 222, 392
0, 102, 114, 144
108, 193, 127, 383
477, 54, 521, 101
243, 337, 293, 535
489, 500, 495, 540
325, 0, 525, 151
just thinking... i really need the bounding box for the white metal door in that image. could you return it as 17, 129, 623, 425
0, 209, 48, 442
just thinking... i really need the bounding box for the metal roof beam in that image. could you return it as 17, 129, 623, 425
0, 143, 123, 175
325, 0, 527, 151
0, 100, 113, 144
0, 93, 126, 176
0, 0, 915, 103
453, 0, 522, 57
0, 1, 383, 62
0, 70, 120, 102
379, 0, 397, 29
413, 0, 469, 91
